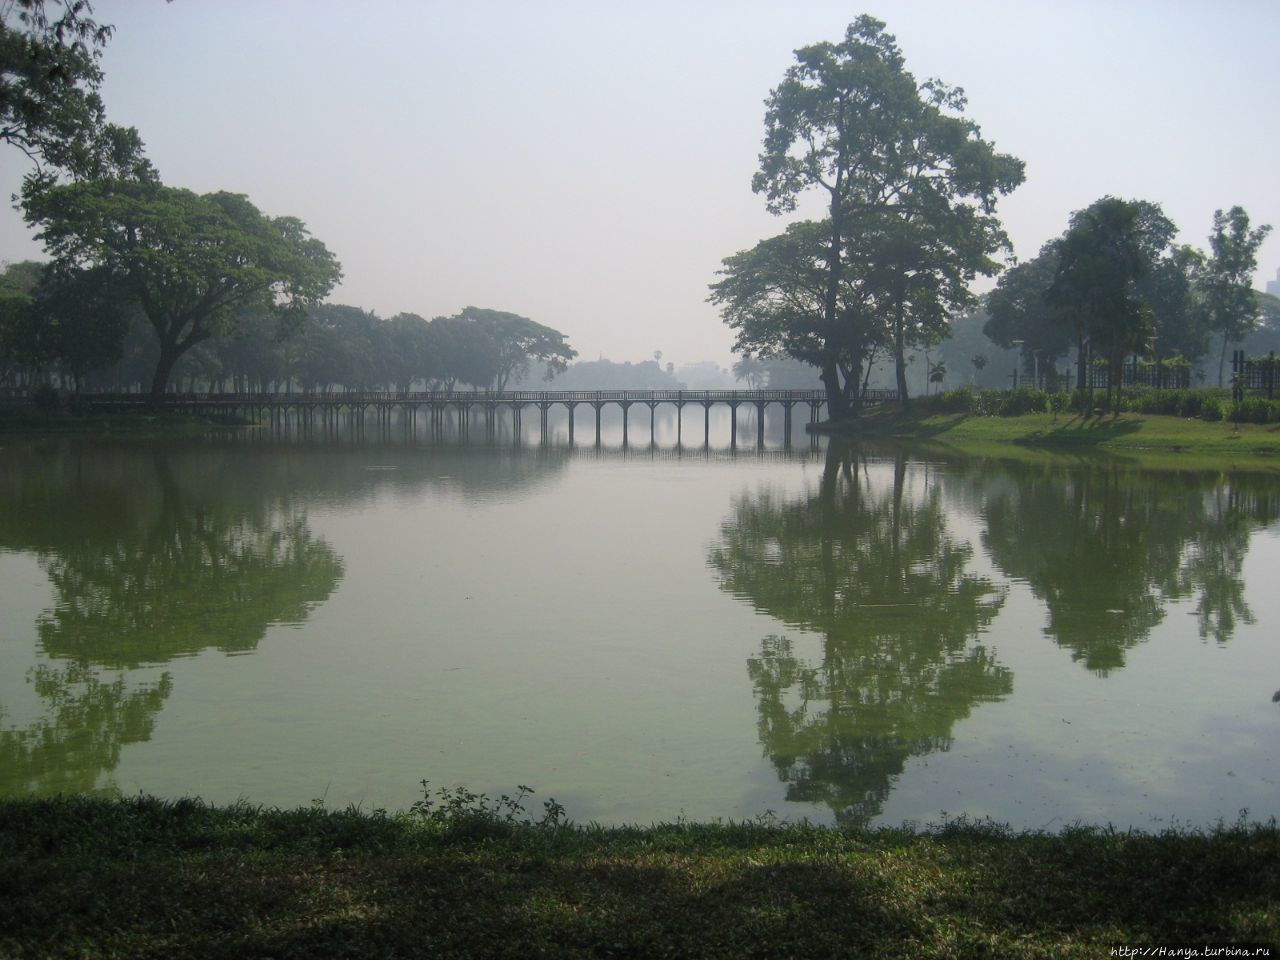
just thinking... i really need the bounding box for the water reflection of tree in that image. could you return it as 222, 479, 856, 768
1169, 481, 1280, 644
0, 664, 172, 796
37, 511, 342, 667
0, 442, 344, 796
977, 462, 1280, 673
709, 445, 1010, 824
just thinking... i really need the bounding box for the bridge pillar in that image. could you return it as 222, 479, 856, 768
729, 401, 741, 448
645, 401, 659, 446
674, 400, 686, 446
485, 403, 497, 442
563, 401, 578, 445
702, 402, 712, 448
809, 400, 824, 450
620, 401, 633, 447
755, 400, 767, 448
538, 401, 552, 444
592, 402, 605, 446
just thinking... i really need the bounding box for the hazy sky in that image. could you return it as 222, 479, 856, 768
3, 0, 1278, 367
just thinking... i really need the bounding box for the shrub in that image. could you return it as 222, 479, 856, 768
408, 781, 567, 839
1173, 391, 1205, 419
935, 385, 977, 413
1125, 389, 1189, 417
1201, 397, 1224, 422
997, 387, 1043, 417
1229, 397, 1277, 424
1067, 389, 1094, 414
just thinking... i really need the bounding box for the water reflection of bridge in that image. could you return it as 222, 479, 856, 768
97, 389, 897, 446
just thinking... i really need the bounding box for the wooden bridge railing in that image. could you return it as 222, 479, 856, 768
78, 388, 908, 407
84, 389, 839, 405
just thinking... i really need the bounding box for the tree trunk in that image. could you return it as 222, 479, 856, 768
1218, 332, 1229, 388
894, 297, 910, 410
843, 359, 863, 416
149, 347, 181, 405
819, 184, 847, 422
820, 356, 848, 421
1107, 348, 1120, 414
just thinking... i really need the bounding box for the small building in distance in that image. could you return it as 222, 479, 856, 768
1267, 268, 1280, 297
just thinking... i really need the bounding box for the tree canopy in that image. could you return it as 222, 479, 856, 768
453, 306, 577, 391
982, 240, 1074, 383
1, 0, 152, 180
1202, 206, 1271, 385
1, 0, 107, 166
22, 178, 342, 400
972, 199, 1271, 394
711, 219, 884, 406
724, 16, 1023, 416
0, 262, 133, 388
1046, 197, 1175, 401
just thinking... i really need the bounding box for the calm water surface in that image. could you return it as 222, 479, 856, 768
1, 422, 1277, 828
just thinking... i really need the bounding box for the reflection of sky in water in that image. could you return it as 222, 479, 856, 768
0, 437, 1276, 828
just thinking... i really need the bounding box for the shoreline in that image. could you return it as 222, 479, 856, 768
7, 402, 1280, 472
811, 408, 1280, 471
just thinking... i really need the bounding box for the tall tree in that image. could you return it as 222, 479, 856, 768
30, 264, 131, 388
385, 312, 436, 392
22, 178, 341, 402
0, 260, 133, 389
1137, 243, 1209, 373
748, 16, 1023, 415
289, 304, 383, 393
982, 240, 1074, 383
0, 259, 42, 384
1202, 207, 1271, 386
427, 313, 499, 390
710, 219, 884, 409
454, 306, 576, 390
1047, 198, 1171, 405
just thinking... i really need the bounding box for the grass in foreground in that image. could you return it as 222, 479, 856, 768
0, 795, 1275, 959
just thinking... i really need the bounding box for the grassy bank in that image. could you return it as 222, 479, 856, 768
1, 796, 1275, 958
821, 406, 1280, 468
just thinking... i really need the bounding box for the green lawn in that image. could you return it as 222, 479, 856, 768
823, 408, 1280, 470
0, 797, 1275, 958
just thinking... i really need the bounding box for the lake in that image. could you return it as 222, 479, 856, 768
1, 413, 1277, 828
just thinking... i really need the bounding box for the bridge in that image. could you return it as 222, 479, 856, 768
87, 388, 898, 445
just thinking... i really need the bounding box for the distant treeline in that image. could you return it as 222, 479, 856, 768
0, 277, 576, 394
0, 255, 829, 395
